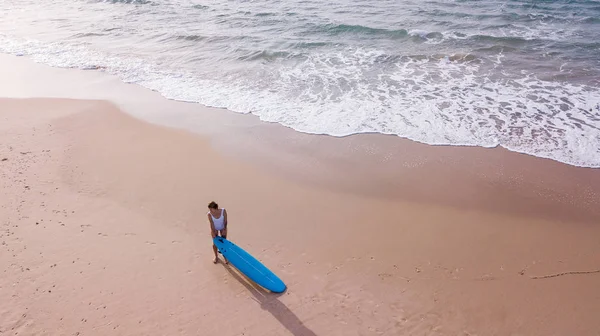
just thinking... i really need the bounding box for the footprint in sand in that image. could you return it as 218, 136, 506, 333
378, 273, 393, 279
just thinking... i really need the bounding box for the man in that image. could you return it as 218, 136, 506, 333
207, 201, 228, 264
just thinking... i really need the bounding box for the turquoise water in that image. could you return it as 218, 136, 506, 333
1, 0, 599, 166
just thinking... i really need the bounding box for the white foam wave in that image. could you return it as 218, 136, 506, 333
1, 34, 599, 168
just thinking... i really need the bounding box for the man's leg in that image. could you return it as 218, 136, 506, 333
220, 230, 229, 264
211, 230, 218, 263
212, 244, 218, 263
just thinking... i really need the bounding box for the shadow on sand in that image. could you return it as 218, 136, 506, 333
223, 264, 318, 336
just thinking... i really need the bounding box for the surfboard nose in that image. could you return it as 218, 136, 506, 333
269, 282, 287, 293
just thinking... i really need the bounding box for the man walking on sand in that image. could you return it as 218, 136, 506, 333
208, 201, 228, 264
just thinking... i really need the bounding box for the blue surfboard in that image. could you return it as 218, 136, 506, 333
213, 237, 286, 293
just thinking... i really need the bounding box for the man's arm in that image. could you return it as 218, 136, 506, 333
208, 214, 216, 238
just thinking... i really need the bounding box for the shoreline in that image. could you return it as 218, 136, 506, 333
1, 56, 600, 334
1, 53, 599, 224
0, 52, 599, 170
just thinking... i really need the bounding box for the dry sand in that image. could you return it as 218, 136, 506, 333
1, 97, 600, 336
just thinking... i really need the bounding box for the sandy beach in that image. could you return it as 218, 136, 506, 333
1, 59, 600, 335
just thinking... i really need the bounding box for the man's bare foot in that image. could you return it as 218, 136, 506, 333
213, 257, 218, 264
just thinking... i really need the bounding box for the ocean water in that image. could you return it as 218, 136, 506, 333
1, 0, 599, 167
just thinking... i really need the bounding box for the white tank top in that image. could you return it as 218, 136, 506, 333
209, 209, 226, 231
